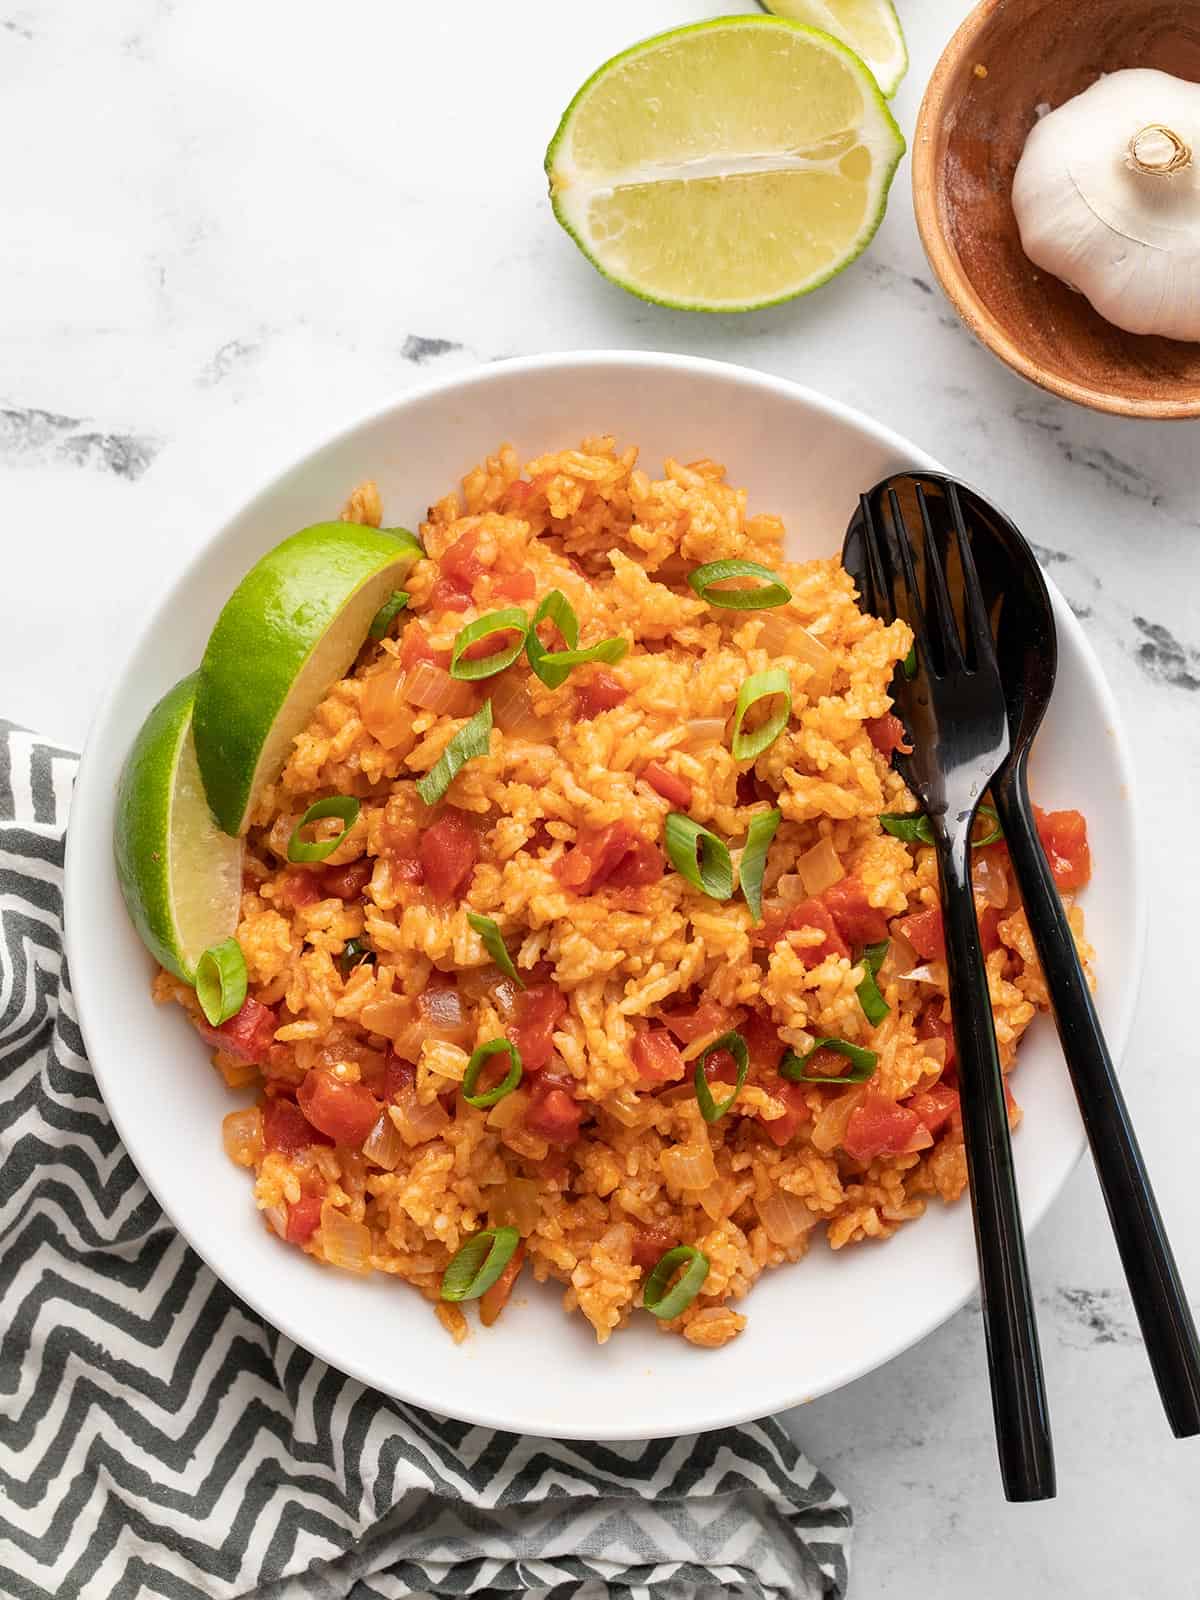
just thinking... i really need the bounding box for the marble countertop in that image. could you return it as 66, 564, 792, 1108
4, 0, 1198, 1590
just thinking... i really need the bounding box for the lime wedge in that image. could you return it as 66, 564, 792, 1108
194, 522, 423, 835
114, 673, 244, 982
545, 16, 905, 312
759, 0, 907, 97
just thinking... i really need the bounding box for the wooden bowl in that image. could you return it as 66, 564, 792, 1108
913, 0, 1200, 419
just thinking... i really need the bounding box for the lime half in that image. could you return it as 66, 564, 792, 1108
194, 522, 422, 835
759, 0, 907, 97
546, 16, 905, 312
114, 673, 243, 982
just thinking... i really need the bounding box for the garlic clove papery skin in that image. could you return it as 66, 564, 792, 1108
1012, 69, 1200, 341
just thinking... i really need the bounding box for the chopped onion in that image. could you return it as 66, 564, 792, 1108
417, 985, 472, 1040
222, 1107, 263, 1168
361, 664, 413, 747
684, 718, 727, 749
796, 837, 845, 896
772, 873, 807, 906
604, 1089, 646, 1128
755, 1190, 817, 1245
487, 1177, 540, 1234
919, 1035, 947, 1069
491, 675, 554, 740
697, 1180, 728, 1221
403, 659, 477, 717
756, 613, 835, 689
877, 932, 918, 988
660, 1141, 717, 1192
972, 850, 1009, 910
263, 1204, 289, 1239
811, 1087, 866, 1154
359, 996, 412, 1043
391, 1088, 451, 1145
320, 1203, 372, 1273
897, 961, 947, 988
485, 1086, 529, 1131
363, 1110, 405, 1170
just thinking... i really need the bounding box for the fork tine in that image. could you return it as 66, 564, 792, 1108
915, 484, 965, 672
858, 493, 894, 623
886, 487, 929, 644
946, 482, 999, 674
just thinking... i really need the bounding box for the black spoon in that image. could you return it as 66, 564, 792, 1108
846, 471, 1200, 1442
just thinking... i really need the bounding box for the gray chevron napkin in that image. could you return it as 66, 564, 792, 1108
0, 721, 852, 1600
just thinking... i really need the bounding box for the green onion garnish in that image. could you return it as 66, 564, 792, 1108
902, 644, 917, 679
687, 559, 791, 611
466, 912, 525, 989
694, 1031, 750, 1123
462, 1038, 523, 1109
664, 813, 734, 901
338, 938, 374, 979
642, 1244, 710, 1319
287, 796, 361, 863
528, 635, 629, 689
973, 803, 1003, 847
526, 590, 579, 688
368, 590, 409, 640
880, 806, 1004, 849
440, 1225, 521, 1301
730, 668, 792, 760
195, 937, 247, 1027
739, 808, 781, 923
449, 608, 529, 681
416, 701, 493, 806
780, 1037, 878, 1083
855, 940, 890, 1026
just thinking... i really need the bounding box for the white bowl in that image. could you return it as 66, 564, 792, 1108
66, 352, 1144, 1441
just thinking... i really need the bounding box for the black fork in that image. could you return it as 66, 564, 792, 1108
858, 482, 1055, 1503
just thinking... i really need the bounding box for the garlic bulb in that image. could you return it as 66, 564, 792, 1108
1012, 69, 1200, 341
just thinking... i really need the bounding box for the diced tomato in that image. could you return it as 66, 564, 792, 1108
822, 878, 890, 947
506, 982, 567, 1071
274, 869, 324, 911
978, 902, 1002, 956
399, 620, 452, 670
906, 1083, 960, 1140
382, 1053, 416, 1101
461, 626, 523, 662
576, 669, 629, 719
419, 807, 480, 900
632, 1222, 679, 1270
741, 1009, 785, 1074
642, 761, 693, 808
285, 1195, 324, 1245
262, 1096, 332, 1154
554, 821, 664, 894
898, 906, 946, 961
866, 712, 912, 759
296, 1070, 380, 1148
703, 1049, 741, 1086
196, 997, 277, 1064
501, 479, 532, 511
439, 528, 485, 590
757, 898, 851, 966
1035, 806, 1091, 890
479, 1240, 525, 1326
843, 1090, 929, 1163
321, 858, 373, 900
493, 569, 536, 601
763, 1079, 811, 1146
633, 1028, 686, 1086
429, 577, 471, 612
394, 856, 425, 885
525, 1084, 584, 1145
917, 1003, 958, 1072
660, 996, 729, 1045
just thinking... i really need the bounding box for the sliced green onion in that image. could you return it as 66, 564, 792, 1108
527, 635, 629, 690
467, 912, 525, 988
440, 1225, 520, 1301
368, 590, 409, 640
642, 1245, 710, 1319
338, 938, 374, 979
664, 813, 734, 901
730, 669, 792, 760
739, 808, 782, 923
287, 796, 361, 863
416, 701, 493, 806
195, 938, 247, 1026
902, 644, 917, 680
780, 1037, 878, 1083
855, 940, 890, 1026
973, 803, 1003, 848
449, 607, 529, 681
462, 1038, 523, 1109
687, 559, 791, 611
879, 811, 936, 846
526, 590, 579, 688
694, 1031, 750, 1123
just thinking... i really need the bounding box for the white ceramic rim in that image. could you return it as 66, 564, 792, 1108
65, 351, 1147, 1437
